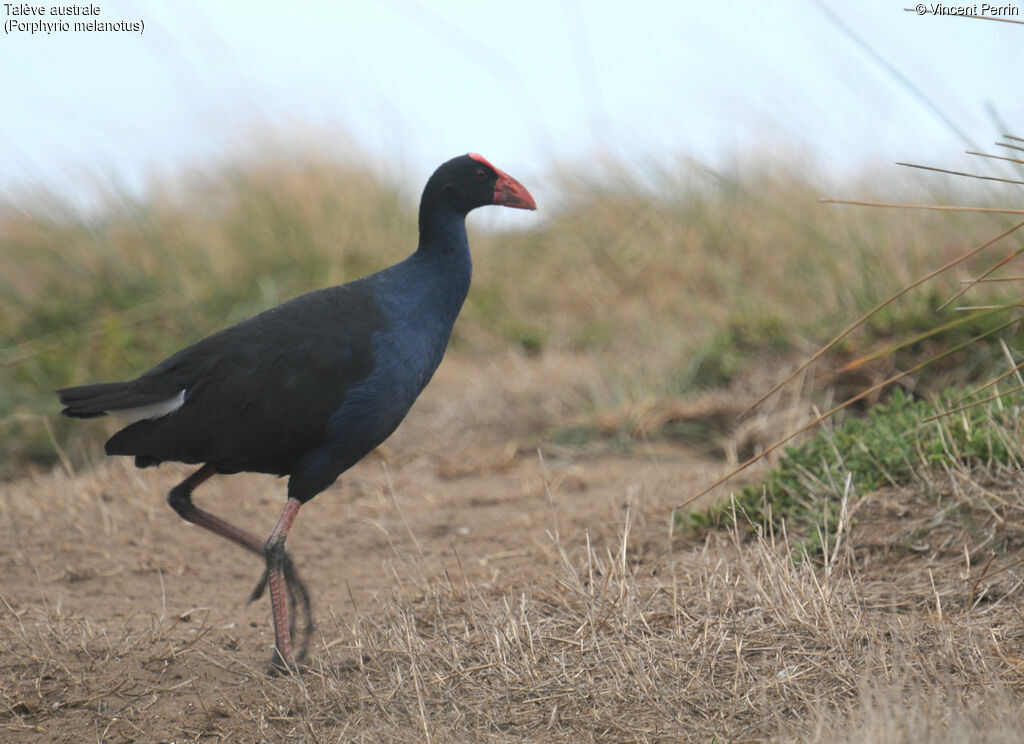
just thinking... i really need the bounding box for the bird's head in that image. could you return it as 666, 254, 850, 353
428, 153, 537, 214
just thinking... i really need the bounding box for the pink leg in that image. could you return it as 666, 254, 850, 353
167, 466, 312, 672
265, 497, 303, 670
167, 465, 265, 554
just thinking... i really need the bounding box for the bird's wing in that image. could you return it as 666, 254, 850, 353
104, 281, 388, 473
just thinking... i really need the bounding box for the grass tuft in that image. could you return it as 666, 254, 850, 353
685, 386, 1024, 558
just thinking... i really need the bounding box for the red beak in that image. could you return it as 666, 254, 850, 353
493, 169, 537, 211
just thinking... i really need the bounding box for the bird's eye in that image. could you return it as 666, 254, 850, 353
475, 169, 486, 180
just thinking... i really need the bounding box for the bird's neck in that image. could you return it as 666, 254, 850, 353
417, 202, 468, 256
406, 204, 471, 315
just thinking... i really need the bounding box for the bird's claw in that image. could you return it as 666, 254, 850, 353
247, 548, 315, 667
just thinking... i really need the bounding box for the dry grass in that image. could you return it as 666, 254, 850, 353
4, 423, 1024, 742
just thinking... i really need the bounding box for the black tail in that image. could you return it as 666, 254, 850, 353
57, 381, 143, 418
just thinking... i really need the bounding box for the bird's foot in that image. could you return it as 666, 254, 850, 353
248, 549, 315, 666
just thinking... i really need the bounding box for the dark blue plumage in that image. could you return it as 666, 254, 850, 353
56, 153, 536, 670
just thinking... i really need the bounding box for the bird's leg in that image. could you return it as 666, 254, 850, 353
167, 466, 313, 669
264, 497, 305, 673
167, 465, 265, 555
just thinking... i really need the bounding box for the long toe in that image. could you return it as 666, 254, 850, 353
247, 551, 314, 661
248, 570, 269, 604
283, 559, 314, 661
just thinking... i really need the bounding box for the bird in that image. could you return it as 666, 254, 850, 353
56, 153, 537, 672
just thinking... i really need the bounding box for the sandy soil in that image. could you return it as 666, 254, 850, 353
7, 352, 1023, 743
1, 352, 735, 741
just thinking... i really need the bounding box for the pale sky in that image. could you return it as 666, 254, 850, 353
1, 1, 1020, 207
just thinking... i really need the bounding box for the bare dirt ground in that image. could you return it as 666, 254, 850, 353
4, 352, 1024, 742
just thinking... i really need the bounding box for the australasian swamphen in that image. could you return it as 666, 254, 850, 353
57, 153, 537, 671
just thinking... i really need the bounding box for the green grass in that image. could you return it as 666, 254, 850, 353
682, 386, 1024, 556
2, 146, 1021, 474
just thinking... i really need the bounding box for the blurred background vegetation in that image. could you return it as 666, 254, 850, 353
2, 146, 1022, 479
